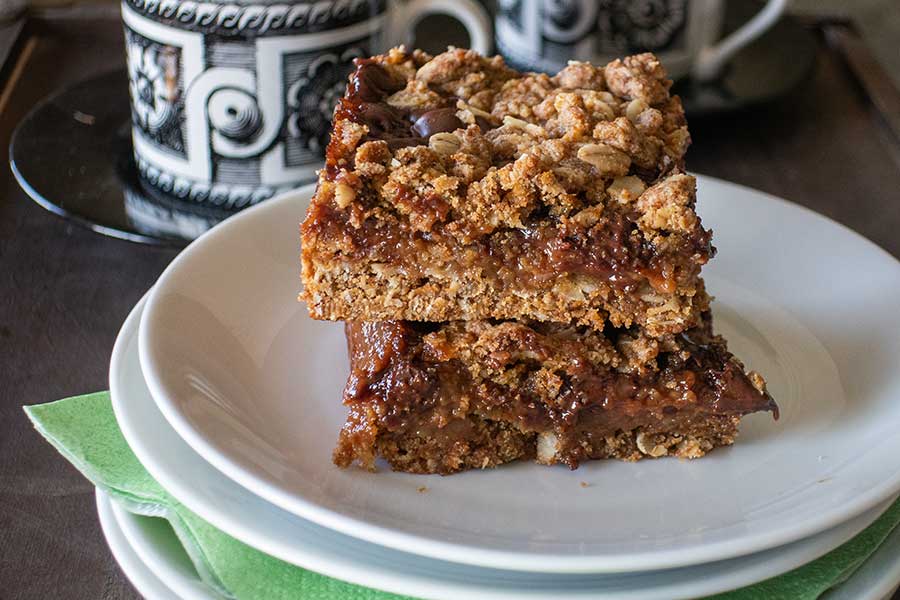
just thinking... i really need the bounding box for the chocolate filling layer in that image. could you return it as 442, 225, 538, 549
305, 200, 711, 294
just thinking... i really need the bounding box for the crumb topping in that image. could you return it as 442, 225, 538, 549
310, 48, 704, 254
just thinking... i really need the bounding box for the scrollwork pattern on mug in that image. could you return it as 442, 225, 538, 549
599, 0, 687, 52
286, 47, 365, 153
126, 38, 177, 134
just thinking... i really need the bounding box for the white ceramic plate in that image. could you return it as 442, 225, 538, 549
108, 495, 221, 600
101, 486, 900, 600
822, 521, 900, 600
139, 176, 900, 573
113, 297, 896, 599
96, 490, 180, 600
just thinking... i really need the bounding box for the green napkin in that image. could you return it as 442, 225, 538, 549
25, 393, 900, 600
25, 392, 411, 600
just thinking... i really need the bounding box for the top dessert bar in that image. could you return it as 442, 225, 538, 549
301, 48, 712, 336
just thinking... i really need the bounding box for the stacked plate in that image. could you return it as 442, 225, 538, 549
105, 177, 900, 600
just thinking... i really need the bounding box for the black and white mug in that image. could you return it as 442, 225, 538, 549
122, 0, 491, 209
495, 0, 786, 81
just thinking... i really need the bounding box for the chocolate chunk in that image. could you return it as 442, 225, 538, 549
385, 137, 429, 150
358, 103, 409, 139
410, 108, 464, 137
351, 60, 404, 103
475, 115, 496, 132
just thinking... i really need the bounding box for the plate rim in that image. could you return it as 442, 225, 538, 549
95, 490, 181, 600
107, 491, 220, 600
138, 175, 900, 573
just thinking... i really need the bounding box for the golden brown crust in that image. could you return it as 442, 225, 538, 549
334, 415, 740, 475
302, 257, 709, 337
603, 53, 672, 104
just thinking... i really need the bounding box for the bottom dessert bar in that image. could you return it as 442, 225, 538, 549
334, 311, 777, 475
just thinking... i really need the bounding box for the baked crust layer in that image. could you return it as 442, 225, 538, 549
333, 308, 778, 474
301, 48, 712, 335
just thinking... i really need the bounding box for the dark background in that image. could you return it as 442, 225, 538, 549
1, 6, 899, 599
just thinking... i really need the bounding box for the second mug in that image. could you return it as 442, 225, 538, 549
495, 0, 786, 81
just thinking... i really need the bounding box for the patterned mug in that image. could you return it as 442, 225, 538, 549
495, 0, 787, 81
122, 0, 491, 210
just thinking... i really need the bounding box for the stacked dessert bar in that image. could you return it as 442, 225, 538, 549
301, 48, 777, 474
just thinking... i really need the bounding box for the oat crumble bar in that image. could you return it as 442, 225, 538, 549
301, 48, 711, 336
334, 306, 777, 475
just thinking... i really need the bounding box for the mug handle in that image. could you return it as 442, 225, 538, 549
691, 0, 787, 82
389, 0, 493, 56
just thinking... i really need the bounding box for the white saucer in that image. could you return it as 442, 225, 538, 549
99, 487, 900, 600
95, 490, 180, 600
116, 296, 897, 599
138, 176, 900, 573
107, 496, 221, 600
